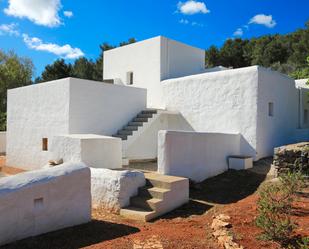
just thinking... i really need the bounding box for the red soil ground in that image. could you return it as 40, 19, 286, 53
1, 157, 308, 249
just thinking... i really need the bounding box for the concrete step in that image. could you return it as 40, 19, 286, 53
142, 109, 158, 114
112, 134, 127, 140
120, 172, 189, 222
130, 196, 162, 211
128, 121, 143, 126
138, 186, 170, 199
124, 125, 139, 131
145, 173, 186, 189
133, 117, 148, 122
120, 207, 156, 222
118, 130, 133, 135
137, 113, 153, 118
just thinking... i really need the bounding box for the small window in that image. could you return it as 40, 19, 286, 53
268, 102, 274, 117
42, 138, 48, 151
126, 72, 133, 85
34, 197, 44, 211
304, 109, 308, 124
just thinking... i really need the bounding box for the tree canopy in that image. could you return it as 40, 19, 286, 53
0, 50, 34, 130
205, 21, 309, 79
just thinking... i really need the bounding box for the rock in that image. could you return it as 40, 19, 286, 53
211, 218, 231, 230
49, 158, 63, 166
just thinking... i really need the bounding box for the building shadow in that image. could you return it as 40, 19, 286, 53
1, 219, 140, 249
157, 199, 213, 220
190, 168, 267, 205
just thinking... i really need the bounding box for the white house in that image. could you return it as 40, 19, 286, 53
5, 36, 309, 176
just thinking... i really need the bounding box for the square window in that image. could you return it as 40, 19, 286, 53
268, 102, 274, 117
42, 138, 48, 151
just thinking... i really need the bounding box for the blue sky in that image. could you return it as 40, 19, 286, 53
0, 0, 308, 77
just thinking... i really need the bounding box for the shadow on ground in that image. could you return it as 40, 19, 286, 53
190, 169, 267, 205
1, 220, 140, 249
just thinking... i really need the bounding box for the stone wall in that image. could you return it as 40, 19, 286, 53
273, 142, 309, 175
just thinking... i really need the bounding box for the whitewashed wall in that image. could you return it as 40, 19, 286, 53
91, 168, 145, 212
51, 134, 122, 169
104, 36, 163, 108
7, 78, 146, 170
0, 132, 6, 154
160, 36, 205, 80
295, 79, 309, 129
256, 68, 298, 159
0, 163, 91, 246
104, 36, 205, 108
162, 66, 259, 159
69, 78, 147, 135
125, 112, 193, 160
7, 79, 71, 170
158, 130, 240, 182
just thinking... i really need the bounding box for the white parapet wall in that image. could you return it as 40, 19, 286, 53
91, 168, 145, 212
50, 134, 122, 169
0, 131, 6, 154
158, 130, 241, 182
0, 162, 91, 246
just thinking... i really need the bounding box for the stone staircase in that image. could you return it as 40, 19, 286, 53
113, 109, 158, 141
120, 172, 189, 221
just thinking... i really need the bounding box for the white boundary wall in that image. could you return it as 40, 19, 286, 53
51, 134, 122, 169
0, 163, 91, 246
91, 168, 145, 212
0, 132, 6, 153
158, 130, 241, 182
7, 78, 146, 170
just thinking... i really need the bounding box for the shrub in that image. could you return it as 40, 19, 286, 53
256, 182, 295, 242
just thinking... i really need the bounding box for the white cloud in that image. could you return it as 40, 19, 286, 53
179, 19, 204, 27
233, 28, 243, 36
4, 0, 62, 27
179, 19, 189, 24
249, 14, 276, 28
63, 10, 73, 18
177, 1, 210, 15
23, 34, 84, 59
0, 23, 19, 36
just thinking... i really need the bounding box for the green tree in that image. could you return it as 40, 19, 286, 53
36, 59, 73, 83
72, 57, 96, 80
0, 50, 33, 130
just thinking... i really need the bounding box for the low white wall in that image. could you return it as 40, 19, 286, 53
158, 130, 241, 182
51, 134, 122, 169
0, 162, 91, 246
0, 131, 6, 153
91, 168, 145, 212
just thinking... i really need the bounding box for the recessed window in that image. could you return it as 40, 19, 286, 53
42, 138, 48, 151
34, 197, 44, 211
126, 71, 133, 85
304, 109, 308, 124
268, 102, 274, 117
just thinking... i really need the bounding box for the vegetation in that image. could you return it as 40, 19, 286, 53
0, 50, 34, 131
205, 21, 309, 79
256, 171, 305, 245
35, 38, 136, 83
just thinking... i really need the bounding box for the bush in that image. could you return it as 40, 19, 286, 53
256, 171, 305, 242
0, 112, 6, 131
256, 183, 295, 242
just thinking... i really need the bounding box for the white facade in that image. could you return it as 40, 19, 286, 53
104, 36, 205, 108
0, 162, 91, 246
7, 78, 146, 170
162, 66, 300, 160
6, 36, 309, 172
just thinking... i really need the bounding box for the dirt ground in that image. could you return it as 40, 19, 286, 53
1, 157, 308, 249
